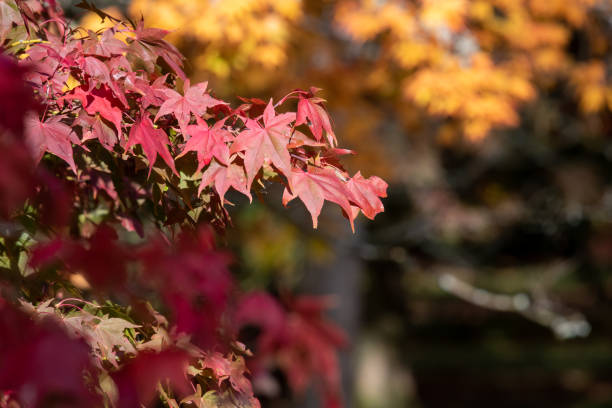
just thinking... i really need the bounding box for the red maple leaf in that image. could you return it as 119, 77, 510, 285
0, 302, 98, 408
234, 292, 286, 354
296, 94, 336, 146
139, 74, 170, 109
345, 171, 388, 220
28, 237, 64, 269
64, 224, 133, 291
235, 96, 268, 118
230, 100, 296, 188
0, 140, 36, 218
155, 79, 226, 136
76, 110, 118, 150
81, 56, 127, 107
111, 349, 190, 408
282, 166, 354, 231
138, 228, 233, 348
24, 113, 80, 173
177, 118, 231, 171
66, 86, 123, 147
287, 129, 326, 149
130, 19, 186, 79
83, 28, 127, 58
278, 295, 346, 408
33, 172, 73, 227
199, 158, 251, 204
125, 114, 178, 177
0, 56, 37, 134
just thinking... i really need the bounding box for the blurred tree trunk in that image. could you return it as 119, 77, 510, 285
299, 208, 364, 408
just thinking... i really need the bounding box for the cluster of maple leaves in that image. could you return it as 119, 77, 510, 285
0, 1, 386, 407
4, 226, 345, 408
14, 0, 386, 232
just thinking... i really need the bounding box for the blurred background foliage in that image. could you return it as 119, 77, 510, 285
62, 0, 612, 406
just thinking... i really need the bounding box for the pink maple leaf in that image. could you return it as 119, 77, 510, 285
230, 99, 296, 188
199, 158, 251, 204
346, 171, 388, 220
24, 114, 80, 173
296, 94, 337, 146
125, 114, 178, 177
155, 80, 225, 136
177, 118, 231, 172
282, 166, 354, 231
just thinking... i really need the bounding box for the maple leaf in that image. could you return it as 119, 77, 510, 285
28, 237, 64, 269
345, 171, 388, 220
167, 295, 221, 349
0, 56, 38, 134
230, 100, 296, 188
24, 113, 80, 173
83, 28, 127, 58
296, 94, 337, 146
140, 74, 171, 109
76, 110, 118, 150
202, 353, 259, 405
319, 147, 355, 169
63, 224, 133, 290
155, 80, 226, 136
199, 158, 251, 204
228, 355, 254, 396
0, 140, 36, 218
235, 96, 268, 118
139, 228, 232, 303
130, 19, 186, 79
138, 328, 171, 353
234, 292, 286, 354
181, 386, 222, 408
275, 295, 346, 408
290, 296, 347, 347
34, 171, 73, 227
202, 352, 231, 387
63, 311, 138, 368
81, 56, 127, 107
66, 86, 123, 147
282, 166, 354, 231
138, 228, 233, 348
89, 171, 119, 201
20, 299, 56, 317
125, 114, 178, 177
177, 118, 232, 172
0, 303, 98, 408
287, 129, 326, 149
0, 2, 21, 43
94, 317, 138, 358
112, 349, 191, 408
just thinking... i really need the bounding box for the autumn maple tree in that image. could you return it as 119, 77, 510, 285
0, 1, 386, 407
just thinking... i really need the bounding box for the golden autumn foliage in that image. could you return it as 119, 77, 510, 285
129, 0, 301, 76
334, 0, 607, 140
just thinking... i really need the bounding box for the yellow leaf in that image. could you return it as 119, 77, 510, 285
62, 74, 81, 93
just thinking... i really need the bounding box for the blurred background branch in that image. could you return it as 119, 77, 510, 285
437, 270, 591, 340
